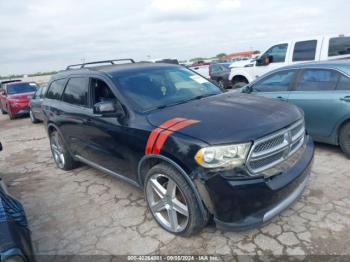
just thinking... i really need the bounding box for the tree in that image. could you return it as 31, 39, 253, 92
216, 53, 227, 58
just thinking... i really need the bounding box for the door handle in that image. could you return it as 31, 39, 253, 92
277, 96, 287, 101
340, 96, 350, 102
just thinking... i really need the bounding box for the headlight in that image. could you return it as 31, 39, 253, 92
195, 143, 251, 169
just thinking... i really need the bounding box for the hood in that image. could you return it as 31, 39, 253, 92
7, 92, 34, 101
146, 93, 303, 145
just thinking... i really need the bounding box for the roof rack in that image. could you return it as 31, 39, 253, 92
66, 59, 135, 70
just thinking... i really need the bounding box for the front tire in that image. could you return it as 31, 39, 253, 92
49, 130, 78, 170
339, 122, 350, 158
144, 163, 207, 236
30, 109, 39, 124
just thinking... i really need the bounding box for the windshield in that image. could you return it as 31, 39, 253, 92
7, 82, 37, 94
114, 67, 222, 112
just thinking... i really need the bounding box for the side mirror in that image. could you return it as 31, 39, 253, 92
0, 142, 2, 151
93, 100, 125, 118
256, 55, 271, 66
241, 85, 252, 93
0, 90, 5, 96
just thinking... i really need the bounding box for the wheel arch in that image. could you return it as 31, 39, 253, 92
137, 154, 208, 218
47, 123, 73, 156
337, 117, 350, 144
231, 75, 249, 85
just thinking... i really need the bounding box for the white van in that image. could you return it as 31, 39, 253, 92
229, 34, 350, 88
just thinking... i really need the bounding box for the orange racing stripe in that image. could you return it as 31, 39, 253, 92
152, 119, 200, 155
145, 118, 187, 155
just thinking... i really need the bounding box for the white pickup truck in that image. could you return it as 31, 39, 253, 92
229, 34, 350, 89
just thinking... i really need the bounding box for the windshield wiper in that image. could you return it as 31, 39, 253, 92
152, 93, 218, 111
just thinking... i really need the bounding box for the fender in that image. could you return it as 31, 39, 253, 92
228, 67, 255, 83
138, 154, 208, 219
46, 122, 75, 157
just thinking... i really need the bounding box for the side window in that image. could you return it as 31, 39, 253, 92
292, 40, 317, 62
33, 88, 41, 99
91, 78, 116, 105
46, 79, 66, 100
329, 37, 350, 57
210, 64, 220, 73
39, 85, 48, 98
264, 43, 288, 63
336, 75, 350, 90
253, 70, 295, 92
296, 69, 339, 91
62, 77, 89, 107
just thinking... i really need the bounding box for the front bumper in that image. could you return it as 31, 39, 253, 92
196, 135, 314, 231
8, 102, 30, 115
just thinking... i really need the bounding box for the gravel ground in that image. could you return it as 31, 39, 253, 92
0, 114, 349, 257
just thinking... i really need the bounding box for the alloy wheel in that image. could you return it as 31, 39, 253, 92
50, 133, 65, 169
219, 80, 225, 89
146, 174, 189, 233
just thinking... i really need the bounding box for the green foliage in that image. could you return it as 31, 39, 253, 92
216, 53, 227, 58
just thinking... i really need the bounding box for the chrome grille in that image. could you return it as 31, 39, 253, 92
253, 134, 285, 153
247, 119, 305, 174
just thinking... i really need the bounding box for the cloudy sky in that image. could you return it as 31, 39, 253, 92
0, 0, 349, 75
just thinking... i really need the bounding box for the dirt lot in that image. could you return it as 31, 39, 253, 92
0, 114, 349, 257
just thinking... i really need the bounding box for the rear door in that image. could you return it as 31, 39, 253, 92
59, 77, 91, 158
250, 69, 297, 101
288, 68, 342, 139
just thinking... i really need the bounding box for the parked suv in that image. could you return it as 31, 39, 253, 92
229, 34, 350, 89
209, 63, 232, 89
0, 81, 38, 119
42, 59, 314, 236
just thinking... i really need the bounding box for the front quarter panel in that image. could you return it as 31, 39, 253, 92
229, 67, 255, 83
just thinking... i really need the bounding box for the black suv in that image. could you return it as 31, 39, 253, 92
42, 59, 314, 236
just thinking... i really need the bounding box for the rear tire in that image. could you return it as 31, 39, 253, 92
144, 163, 208, 236
339, 122, 350, 158
30, 109, 39, 124
49, 130, 78, 170
232, 81, 248, 89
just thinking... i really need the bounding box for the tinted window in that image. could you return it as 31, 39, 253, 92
253, 70, 295, 92
62, 78, 89, 107
264, 44, 288, 63
336, 75, 350, 90
33, 87, 42, 99
91, 78, 116, 104
47, 79, 66, 100
296, 69, 339, 91
210, 64, 220, 73
293, 40, 317, 62
6, 82, 37, 94
220, 64, 230, 69
39, 85, 48, 98
114, 67, 221, 111
329, 37, 350, 57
